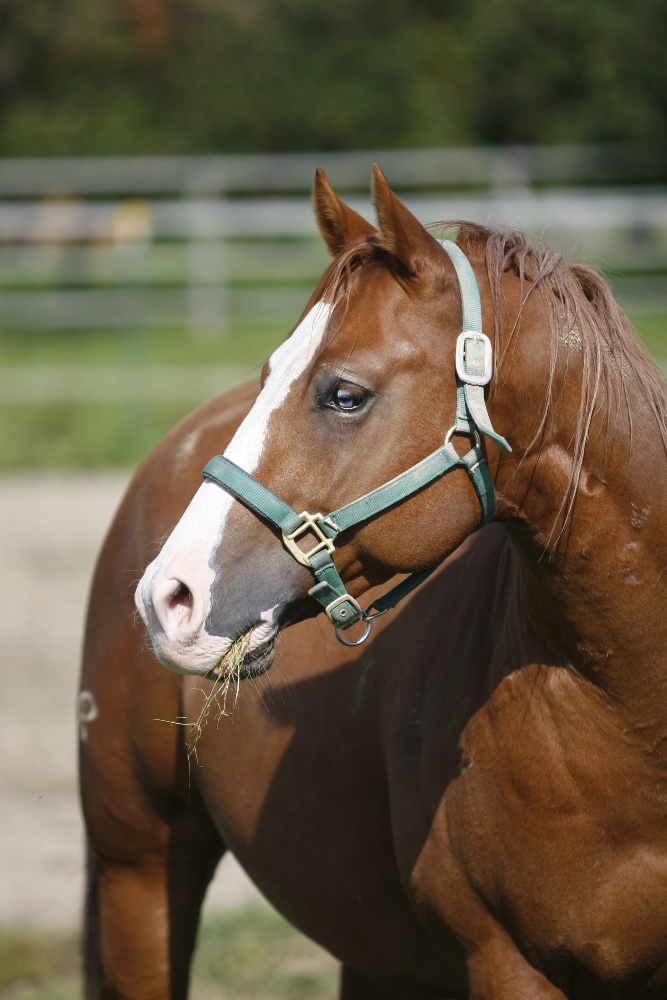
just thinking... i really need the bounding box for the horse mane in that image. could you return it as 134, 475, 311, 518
322, 221, 667, 539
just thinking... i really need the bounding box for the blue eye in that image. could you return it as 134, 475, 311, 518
331, 385, 366, 410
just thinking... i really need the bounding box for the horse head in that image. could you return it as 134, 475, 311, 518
135, 167, 522, 677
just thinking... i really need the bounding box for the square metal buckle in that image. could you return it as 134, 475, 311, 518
455, 331, 493, 386
282, 512, 336, 567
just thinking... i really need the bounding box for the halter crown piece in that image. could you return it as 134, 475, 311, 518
202, 240, 511, 647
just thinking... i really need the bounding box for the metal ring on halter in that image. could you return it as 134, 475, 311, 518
335, 617, 373, 646
445, 424, 481, 448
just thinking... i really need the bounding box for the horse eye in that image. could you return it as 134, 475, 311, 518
330, 384, 366, 411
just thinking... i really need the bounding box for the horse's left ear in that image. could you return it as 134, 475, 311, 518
313, 168, 377, 257
372, 164, 443, 276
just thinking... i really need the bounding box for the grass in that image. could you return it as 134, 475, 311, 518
0, 925, 79, 1000
192, 908, 337, 1000
626, 311, 667, 362
0, 907, 338, 1000
0, 323, 285, 368
0, 400, 193, 470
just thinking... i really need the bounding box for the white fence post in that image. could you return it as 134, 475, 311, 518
184, 164, 228, 343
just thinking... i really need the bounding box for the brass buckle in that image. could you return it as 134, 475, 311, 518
282, 512, 336, 568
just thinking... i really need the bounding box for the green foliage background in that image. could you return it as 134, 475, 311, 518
1, 0, 666, 156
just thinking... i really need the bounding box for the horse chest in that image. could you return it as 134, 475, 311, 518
191, 674, 467, 992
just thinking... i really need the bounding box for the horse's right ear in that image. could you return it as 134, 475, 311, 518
372, 164, 443, 277
313, 168, 376, 257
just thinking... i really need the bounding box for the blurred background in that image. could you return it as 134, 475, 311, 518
1, 2, 667, 998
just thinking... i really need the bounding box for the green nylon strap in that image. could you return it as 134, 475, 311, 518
314, 441, 494, 622
202, 456, 304, 535
201, 458, 361, 627
438, 240, 483, 331
460, 446, 497, 522
205, 442, 494, 544
200, 458, 369, 626
329, 441, 461, 532
203, 443, 495, 628
367, 566, 437, 614
463, 383, 511, 452
438, 240, 511, 454
307, 548, 361, 627
308, 549, 343, 605
307, 439, 495, 623
455, 381, 474, 436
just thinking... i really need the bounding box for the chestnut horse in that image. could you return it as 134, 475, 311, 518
81, 166, 667, 1000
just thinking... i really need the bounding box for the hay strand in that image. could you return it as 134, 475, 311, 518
154, 632, 250, 765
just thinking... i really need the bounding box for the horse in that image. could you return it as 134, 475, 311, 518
80, 164, 667, 1000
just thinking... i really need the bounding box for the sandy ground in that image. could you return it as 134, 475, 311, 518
0, 471, 266, 927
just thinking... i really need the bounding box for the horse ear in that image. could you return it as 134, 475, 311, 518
313, 168, 376, 257
372, 164, 441, 275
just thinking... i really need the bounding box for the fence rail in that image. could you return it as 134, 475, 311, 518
1, 144, 666, 196
1, 146, 666, 404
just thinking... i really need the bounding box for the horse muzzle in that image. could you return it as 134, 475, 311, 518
134, 569, 279, 678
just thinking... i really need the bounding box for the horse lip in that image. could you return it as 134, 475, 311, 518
240, 638, 276, 679
205, 634, 277, 682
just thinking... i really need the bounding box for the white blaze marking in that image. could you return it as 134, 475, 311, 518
136, 301, 332, 664
224, 301, 331, 472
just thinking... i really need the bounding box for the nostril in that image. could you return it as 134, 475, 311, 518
167, 581, 193, 627
169, 581, 192, 610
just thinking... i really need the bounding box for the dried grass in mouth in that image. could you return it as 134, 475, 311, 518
155, 632, 250, 766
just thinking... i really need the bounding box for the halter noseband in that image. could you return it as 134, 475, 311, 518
202, 241, 511, 647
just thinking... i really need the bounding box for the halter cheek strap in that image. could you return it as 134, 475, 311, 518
201, 240, 511, 646
444, 239, 510, 452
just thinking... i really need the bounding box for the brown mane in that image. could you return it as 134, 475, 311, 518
322, 222, 667, 537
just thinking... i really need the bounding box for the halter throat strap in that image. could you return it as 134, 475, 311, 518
201, 239, 510, 644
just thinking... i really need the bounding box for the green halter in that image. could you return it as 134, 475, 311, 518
202, 240, 511, 646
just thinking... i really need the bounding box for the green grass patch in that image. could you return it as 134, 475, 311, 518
0, 925, 79, 1000
0, 401, 193, 470
0, 324, 285, 368
0, 908, 338, 1000
192, 907, 337, 1000
630, 311, 667, 362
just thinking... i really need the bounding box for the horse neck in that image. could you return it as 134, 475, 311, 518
496, 364, 667, 723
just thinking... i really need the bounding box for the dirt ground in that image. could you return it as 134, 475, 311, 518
0, 471, 266, 927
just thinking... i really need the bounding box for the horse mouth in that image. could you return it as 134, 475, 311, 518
205, 636, 276, 681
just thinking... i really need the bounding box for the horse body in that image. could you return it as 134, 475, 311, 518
81, 379, 474, 999
82, 168, 667, 999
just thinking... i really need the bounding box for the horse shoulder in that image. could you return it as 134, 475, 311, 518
412, 623, 667, 989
